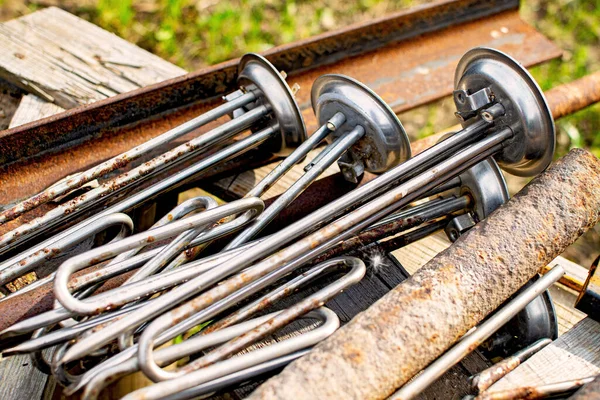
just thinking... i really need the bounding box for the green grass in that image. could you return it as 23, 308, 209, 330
523, 0, 600, 158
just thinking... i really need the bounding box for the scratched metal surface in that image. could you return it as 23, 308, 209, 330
0, 9, 561, 211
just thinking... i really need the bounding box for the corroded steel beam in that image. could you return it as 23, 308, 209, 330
0, 8, 558, 208
246, 148, 600, 400
0, 0, 520, 167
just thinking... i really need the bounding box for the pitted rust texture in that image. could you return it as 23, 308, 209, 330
546, 72, 600, 120
568, 376, 600, 400
246, 149, 600, 400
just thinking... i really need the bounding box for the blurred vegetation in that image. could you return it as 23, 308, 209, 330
0, 0, 598, 262
524, 0, 600, 159
1, 0, 596, 157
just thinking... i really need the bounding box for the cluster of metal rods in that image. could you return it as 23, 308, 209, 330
0, 47, 569, 399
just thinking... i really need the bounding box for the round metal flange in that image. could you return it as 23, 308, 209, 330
237, 53, 307, 156
458, 157, 509, 221
311, 74, 411, 174
454, 47, 555, 177
481, 275, 558, 359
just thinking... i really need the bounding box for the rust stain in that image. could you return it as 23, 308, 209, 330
0, 9, 560, 210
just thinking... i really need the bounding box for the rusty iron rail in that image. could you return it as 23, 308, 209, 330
0, 0, 519, 167
245, 148, 600, 400
0, 2, 559, 214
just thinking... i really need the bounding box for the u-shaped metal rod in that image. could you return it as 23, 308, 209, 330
59, 126, 509, 363
81, 309, 337, 400
138, 256, 365, 382
0, 124, 276, 287
52, 197, 264, 316
0, 213, 134, 287
0, 196, 218, 305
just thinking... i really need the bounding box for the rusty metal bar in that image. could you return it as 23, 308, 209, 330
546, 71, 600, 120
245, 148, 600, 400
0, 7, 560, 214
391, 275, 560, 400
0, 0, 518, 167
470, 338, 552, 394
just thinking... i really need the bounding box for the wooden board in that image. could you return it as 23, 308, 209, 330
0, 7, 186, 109
0, 354, 55, 400
9, 94, 64, 129
487, 318, 600, 392
212, 146, 341, 199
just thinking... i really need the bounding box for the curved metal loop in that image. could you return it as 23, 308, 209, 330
0, 212, 134, 292
0, 53, 307, 298
0, 196, 216, 307
53, 197, 264, 316
29, 326, 54, 375
53, 196, 219, 330
63, 196, 219, 297
137, 256, 365, 382
51, 341, 81, 386
127, 308, 340, 400
82, 309, 337, 400
0, 240, 261, 339
121, 196, 219, 286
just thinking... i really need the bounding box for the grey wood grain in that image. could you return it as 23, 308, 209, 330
488, 318, 600, 392
0, 7, 185, 109
0, 354, 50, 400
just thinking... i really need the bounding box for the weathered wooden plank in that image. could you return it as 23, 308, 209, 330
9, 94, 64, 129
488, 318, 600, 392
0, 8, 188, 400
0, 7, 185, 109
0, 354, 50, 400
